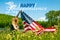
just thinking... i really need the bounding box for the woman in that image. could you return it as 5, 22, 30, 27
10, 16, 19, 31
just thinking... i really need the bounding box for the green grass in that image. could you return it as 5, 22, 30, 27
0, 25, 60, 40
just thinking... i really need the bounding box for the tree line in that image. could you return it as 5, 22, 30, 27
0, 10, 60, 28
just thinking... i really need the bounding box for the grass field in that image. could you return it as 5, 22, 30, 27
0, 25, 60, 40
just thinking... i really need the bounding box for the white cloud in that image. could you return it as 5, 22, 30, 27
6, 2, 16, 11
38, 17, 47, 21
5, 2, 17, 13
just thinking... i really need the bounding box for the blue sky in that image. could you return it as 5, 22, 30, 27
0, 0, 60, 21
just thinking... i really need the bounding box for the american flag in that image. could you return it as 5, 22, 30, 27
21, 12, 44, 35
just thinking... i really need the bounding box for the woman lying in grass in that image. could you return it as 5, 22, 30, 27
10, 10, 22, 31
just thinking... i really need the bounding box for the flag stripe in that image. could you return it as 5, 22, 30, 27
29, 26, 36, 32
24, 27, 29, 31
30, 23, 36, 30
33, 21, 44, 29
32, 22, 40, 30
23, 21, 27, 24
24, 24, 29, 28
44, 29, 56, 31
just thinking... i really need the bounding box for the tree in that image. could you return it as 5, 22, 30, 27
45, 10, 60, 26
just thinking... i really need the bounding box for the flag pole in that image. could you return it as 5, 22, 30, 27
16, 10, 22, 17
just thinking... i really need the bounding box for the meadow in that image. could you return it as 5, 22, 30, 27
0, 13, 60, 40
0, 25, 60, 40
